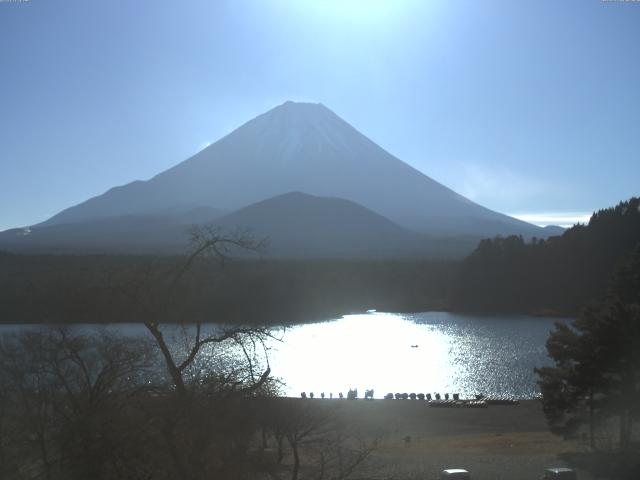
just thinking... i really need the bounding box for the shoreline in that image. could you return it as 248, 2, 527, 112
281, 395, 538, 402
0, 307, 575, 326
276, 398, 592, 480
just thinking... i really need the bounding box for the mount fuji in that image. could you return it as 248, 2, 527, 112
1, 101, 552, 256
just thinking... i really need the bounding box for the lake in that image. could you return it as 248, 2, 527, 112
267, 311, 566, 399
0, 311, 568, 399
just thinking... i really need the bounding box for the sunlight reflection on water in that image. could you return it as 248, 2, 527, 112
265, 312, 566, 399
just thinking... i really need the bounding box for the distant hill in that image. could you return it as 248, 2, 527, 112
451, 197, 640, 315
214, 192, 478, 258
0, 192, 479, 258
35, 101, 546, 240
542, 225, 566, 236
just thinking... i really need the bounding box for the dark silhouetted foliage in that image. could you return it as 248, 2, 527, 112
452, 197, 640, 315
535, 246, 640, 469
0, 254, 457, 325
0, 327, 377, 480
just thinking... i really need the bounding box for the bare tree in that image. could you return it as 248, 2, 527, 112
262, 399, 379, 480
142, 225, 272, 396
312, 425, 380, 480
132, 225, 280, 480
0, 328, 156, 480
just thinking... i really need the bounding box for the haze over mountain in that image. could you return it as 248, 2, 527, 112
0, 206, 224, 254
0, 192, 480, 257
214, 192, 477, 258
40, 101, 545, 238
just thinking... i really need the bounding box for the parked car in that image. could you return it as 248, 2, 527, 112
440, 469, 470, 480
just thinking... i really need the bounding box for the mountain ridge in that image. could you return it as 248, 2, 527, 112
40, 101, 544, 238
0, 192, 481, 258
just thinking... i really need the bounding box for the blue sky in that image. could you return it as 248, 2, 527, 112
1, 0, 639, 230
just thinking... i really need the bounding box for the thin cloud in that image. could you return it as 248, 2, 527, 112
457, 163, 549, 206
510, 212, 591, 228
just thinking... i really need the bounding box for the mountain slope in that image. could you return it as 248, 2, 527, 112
0, 206, 223, 254
41, 101, 543, 238
0, 193, 480, 257
213, 192, 429, 257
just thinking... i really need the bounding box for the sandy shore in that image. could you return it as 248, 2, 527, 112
292, 399, 592, 480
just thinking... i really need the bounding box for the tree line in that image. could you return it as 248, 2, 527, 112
451, 197, 640, 315
0, 251, 456, 326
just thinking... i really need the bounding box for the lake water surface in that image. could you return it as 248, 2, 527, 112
0, 311, 568, 399
267, 311, 566, 399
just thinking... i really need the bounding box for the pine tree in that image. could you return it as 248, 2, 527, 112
535, 245, 640, 450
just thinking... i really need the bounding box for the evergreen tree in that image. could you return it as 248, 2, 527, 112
535, 245, 640, 450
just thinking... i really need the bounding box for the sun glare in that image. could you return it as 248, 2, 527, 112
287, 0, 419, 26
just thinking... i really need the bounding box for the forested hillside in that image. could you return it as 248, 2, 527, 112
451, 197, 640, 315
0, 253, 456, 325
